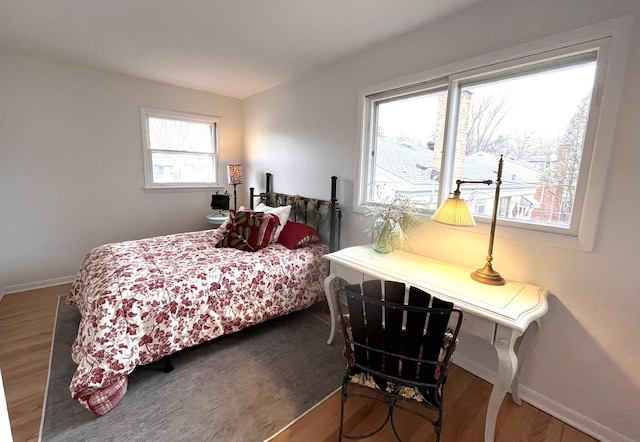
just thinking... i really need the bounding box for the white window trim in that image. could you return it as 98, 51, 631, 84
140, 107, 221, 190
354, 16, 633, 251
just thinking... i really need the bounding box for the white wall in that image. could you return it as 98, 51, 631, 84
1, 0, 638, 439
245, 0, 640, 440
0, 52, 244, 293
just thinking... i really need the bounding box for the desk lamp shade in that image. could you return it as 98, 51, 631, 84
431, 194, 476, 227
227, 164, 243, 185
227, 164, 243, 211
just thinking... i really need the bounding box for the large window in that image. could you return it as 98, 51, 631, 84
141, 108, 219, 189
355, 18, 630, 250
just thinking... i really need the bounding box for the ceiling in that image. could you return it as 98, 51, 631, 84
0, 0, 484, 99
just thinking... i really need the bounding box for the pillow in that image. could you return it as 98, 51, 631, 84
254, 203, 292, 242
216, 210, 280, 252
277, 221, 321, 249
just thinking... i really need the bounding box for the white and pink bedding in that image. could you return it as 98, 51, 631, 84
67, 225, 328, 415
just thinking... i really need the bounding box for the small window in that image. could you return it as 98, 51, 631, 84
141, 108, 219, 189
355, 17, 631, 250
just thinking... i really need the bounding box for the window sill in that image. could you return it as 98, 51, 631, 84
427, 216, 595, 252
143, 185, 224, 193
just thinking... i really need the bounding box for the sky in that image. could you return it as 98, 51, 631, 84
378, 60, 597, 146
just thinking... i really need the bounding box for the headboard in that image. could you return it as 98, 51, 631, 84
249, 173, 341, 252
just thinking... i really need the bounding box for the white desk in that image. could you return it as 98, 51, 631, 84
323, 245, 549, 442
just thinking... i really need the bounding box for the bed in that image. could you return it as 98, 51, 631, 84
66, 174, 341, 416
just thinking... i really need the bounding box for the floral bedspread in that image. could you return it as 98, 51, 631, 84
67, 226, 329, 415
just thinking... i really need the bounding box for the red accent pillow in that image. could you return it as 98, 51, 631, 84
216, 211, 280, 251
277, 221, 322, 249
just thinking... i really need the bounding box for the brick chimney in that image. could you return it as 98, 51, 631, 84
433, 91, 472, 179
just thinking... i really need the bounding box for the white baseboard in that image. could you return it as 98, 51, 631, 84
0, 276, 75, 301
453, 353, 635, 442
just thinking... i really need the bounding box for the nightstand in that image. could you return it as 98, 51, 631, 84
206, 212, 228, 227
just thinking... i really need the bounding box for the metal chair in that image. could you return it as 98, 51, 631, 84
338, 280, 463, 441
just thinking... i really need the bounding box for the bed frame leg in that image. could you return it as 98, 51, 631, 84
163, 356, 174, 373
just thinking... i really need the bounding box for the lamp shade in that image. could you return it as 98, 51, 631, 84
431, 196, 476, 226
227, 164, 243, 185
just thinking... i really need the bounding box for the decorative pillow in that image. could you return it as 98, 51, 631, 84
254, 203, 291, 242
216, 211, 280, 252
277, 221, 321, 249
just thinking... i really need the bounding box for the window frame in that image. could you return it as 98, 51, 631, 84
141, 108, 220, 190
354, 16, 632, 251
443, 44, 602, 237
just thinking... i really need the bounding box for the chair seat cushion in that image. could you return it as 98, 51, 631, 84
342, 314, 458, 406
348, 371, 437, 404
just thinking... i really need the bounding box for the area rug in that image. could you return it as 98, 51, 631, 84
40, 297, 345, 441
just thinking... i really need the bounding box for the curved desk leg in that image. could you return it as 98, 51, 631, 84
485, 325, 522, 442
511, 319, 541, 405
323, 273, 340, 345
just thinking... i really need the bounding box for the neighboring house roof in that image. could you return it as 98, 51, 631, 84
375, 139, 437, 186
376, 140, 540, 187
464, 152, 539, 185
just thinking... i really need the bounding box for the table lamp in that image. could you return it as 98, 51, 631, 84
227, 164, 243, 211
431, 155, 506, 286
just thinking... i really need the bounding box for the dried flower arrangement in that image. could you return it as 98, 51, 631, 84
365, 191, 420, 253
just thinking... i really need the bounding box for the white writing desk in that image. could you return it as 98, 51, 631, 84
323, 246, 549, 442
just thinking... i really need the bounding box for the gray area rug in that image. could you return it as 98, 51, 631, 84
40, 297, 345, 441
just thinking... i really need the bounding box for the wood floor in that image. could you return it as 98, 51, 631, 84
0, 285, 597, 442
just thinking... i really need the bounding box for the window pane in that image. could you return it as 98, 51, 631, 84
453, 59, 596, 228
148, 117, 213, 153
372, 89, 447, 210
151, 152, 215, 184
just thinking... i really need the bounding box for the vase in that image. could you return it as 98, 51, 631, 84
371, 217, 399, 253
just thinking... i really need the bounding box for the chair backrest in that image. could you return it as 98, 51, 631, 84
339, 280, 463, 399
